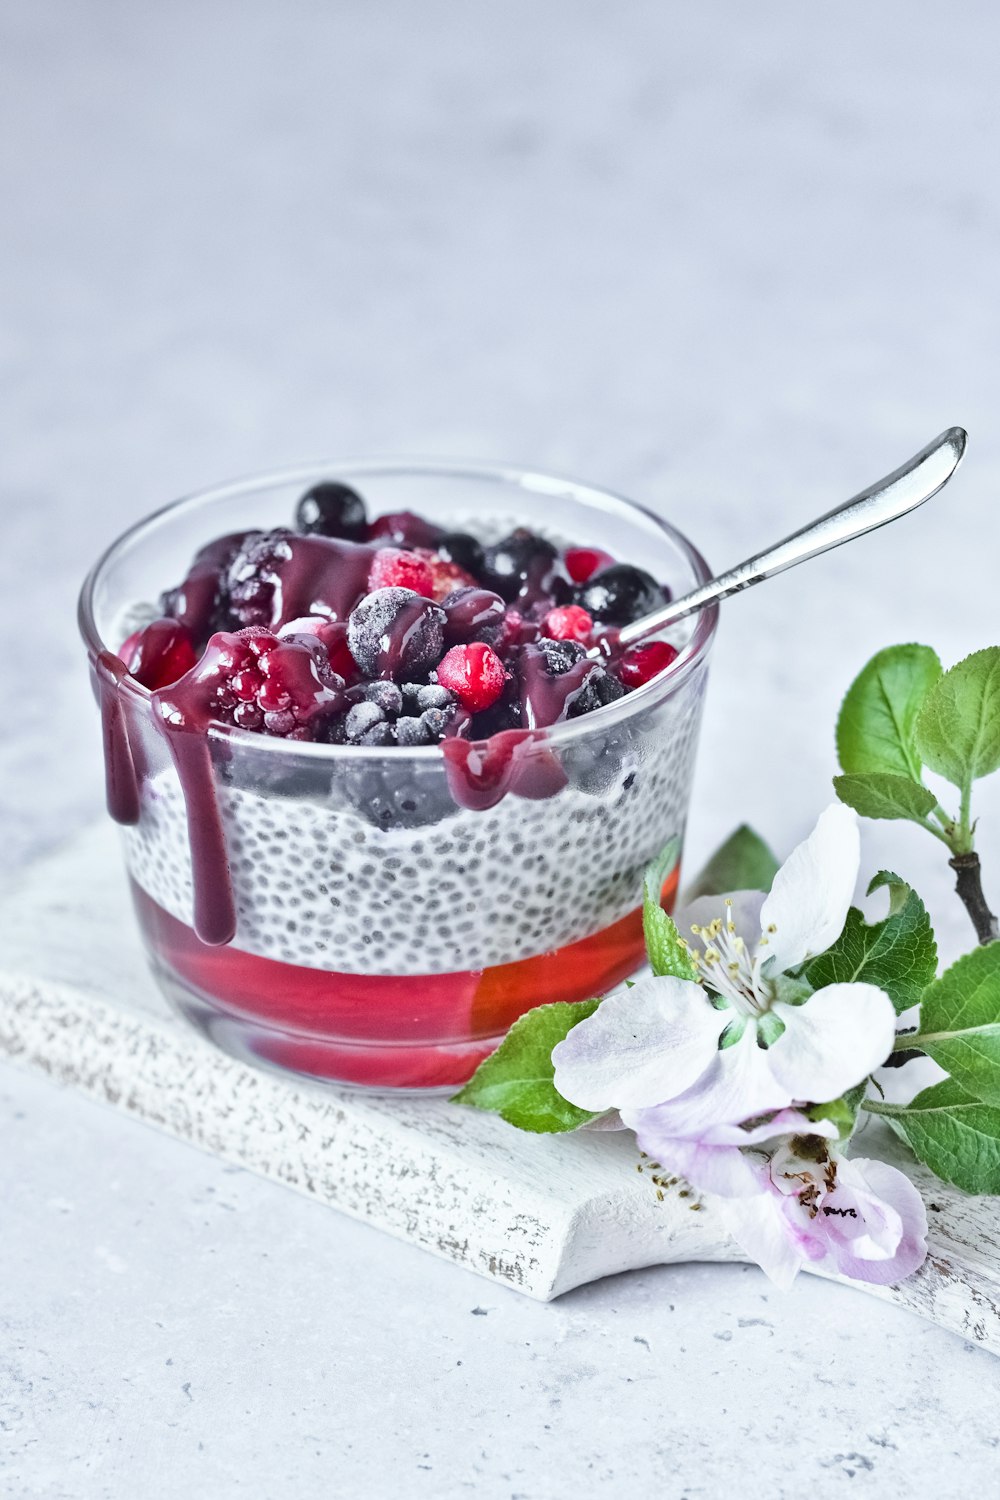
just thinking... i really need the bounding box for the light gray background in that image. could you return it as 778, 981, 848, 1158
3, 3, 999, 1496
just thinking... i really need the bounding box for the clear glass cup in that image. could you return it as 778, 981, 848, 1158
79, 460, 717, 1091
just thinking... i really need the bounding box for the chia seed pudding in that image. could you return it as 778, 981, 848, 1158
80, 461, 716, 1090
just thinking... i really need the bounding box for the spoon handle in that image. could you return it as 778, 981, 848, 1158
612, 426, 967, 651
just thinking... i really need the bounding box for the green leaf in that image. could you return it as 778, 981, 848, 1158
643, 839, 697, 981
836, 643, 942, 780
808, 1081, 867, 1141
833, 772, 938, 825
684, 825, 779, 901
867, 1078, 1000, 1194
908, 943, 1000, 1104
451, 1000, 600, 1132
805, 869, 937, 1015
914, 647, 1000, 790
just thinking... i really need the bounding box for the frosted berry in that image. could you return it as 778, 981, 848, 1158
368, 547, 435, 596
158, 627, 345, 739
435, 642, 506, 712
295, 481, 367, 540
563, 546, 615, 584
618, 640, 679, 688
574, 563, 663, 625
346, 587, 446, 679
542, 604, 593, 642
416, 548, 476, 602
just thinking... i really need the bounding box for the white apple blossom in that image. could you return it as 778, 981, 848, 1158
552, 804, 896, 1135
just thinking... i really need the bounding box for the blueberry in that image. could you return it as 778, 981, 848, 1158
347, 587, 446, 680
345, 701, 385, 740
395, 715, 433, 747
357, 680, 404, 715
573, 564, 663, 625
415, 684, 453, 711
359, 720, 396, 747
436, 531, 485, 575
419, 706, 454, 740
481, 528, 557, 602
295, 481, 368, 540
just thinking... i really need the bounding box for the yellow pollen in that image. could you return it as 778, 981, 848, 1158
767, 924, 777, 934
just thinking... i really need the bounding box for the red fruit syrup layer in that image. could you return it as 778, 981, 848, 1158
132, 866, 680, 1089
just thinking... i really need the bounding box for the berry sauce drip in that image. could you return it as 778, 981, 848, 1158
110, 476, 683, 946
96, 651, 141, 826
151, 630, 349, 944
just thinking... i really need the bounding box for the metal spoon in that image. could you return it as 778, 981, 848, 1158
597, 426, 967, 656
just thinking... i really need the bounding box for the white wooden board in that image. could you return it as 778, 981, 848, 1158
1, 822, 998, 1352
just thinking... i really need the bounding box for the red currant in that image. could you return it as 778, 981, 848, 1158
618, 640, 679, 688
435, 642, 506, 712
542, 604, 594, 642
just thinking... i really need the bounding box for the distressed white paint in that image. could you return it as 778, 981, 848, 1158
1, 822, 997, 1352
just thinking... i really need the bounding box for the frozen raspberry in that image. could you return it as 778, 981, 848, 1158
368, 547, 435, 596
563, 547, 614, 584
121, 618, 198, 689
618, 640, 679, 688
346, 588, 447, 680
435, 642, 506, 712
416, 549, 476, 603
542, 604, 593, 642
160, 628, 345, 739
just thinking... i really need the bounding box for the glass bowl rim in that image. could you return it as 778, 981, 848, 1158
78, 455, 719, 761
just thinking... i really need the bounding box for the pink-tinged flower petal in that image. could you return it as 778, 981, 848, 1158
628, 1107, 835, 1199
621, 1021, 792, 1137
767, 982, 896, 1102
717, 1188, 803, 1290
630, 1119, 759, 1197
672, 890, 766, 954
758, 804, 860, 973
550, 977, 727, 1112
823, 1158, 928, 1286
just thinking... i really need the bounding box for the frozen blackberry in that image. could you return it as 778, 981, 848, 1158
566, 664, 627, 718
481, 528, 558, 602
160, 530, 253, 643
347, 587, 447, 680
295, 481, 367, 541
226, 531, 295, 629
573, 563, 664, 625
538, 637, 588, 675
